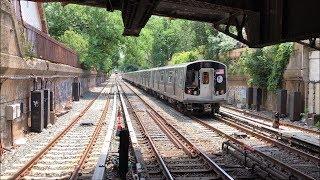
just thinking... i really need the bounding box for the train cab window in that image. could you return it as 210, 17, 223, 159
202, 72, 209, 84
185, 70, 200, 95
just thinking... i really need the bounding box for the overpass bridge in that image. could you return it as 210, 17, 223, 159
31, 0, 320, 50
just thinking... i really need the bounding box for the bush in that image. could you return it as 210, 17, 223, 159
240, 43, 293, 90
169, 49, 201, 65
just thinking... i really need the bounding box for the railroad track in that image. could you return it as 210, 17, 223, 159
222, 105, 319, 135
220, 107, 320, 154
121, 80, 320, 180
122, 81, 294, 180
192, 116, 320, 180
3, 82, 113, 179
119, 81, 233, 180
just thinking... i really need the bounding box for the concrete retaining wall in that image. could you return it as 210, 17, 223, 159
227, 78, 278, 111
0, 54, 106, 148
227, 76, 248, 107
308, 51, 320, 115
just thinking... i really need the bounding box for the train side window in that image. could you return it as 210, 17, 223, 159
202, 72, 209, 84
168, 71, 173, 83
179, 70, 183, 87
160, 71, 164, 82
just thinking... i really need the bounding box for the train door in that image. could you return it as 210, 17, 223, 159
199, 68, 213, 99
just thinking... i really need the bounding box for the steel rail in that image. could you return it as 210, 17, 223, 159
69, 87, 112, 180
121, 81, 234, 180
192, 116, 316, 180
218, 115, 320, 163
220, 110, 320, 154
221, 141, 288, 180
10, 84, 108, 179
146, 110, 195, 156
222, 106, 320, 135
118, 82, 174, 180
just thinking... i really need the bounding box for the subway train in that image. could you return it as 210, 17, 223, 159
122, 60, 227, 114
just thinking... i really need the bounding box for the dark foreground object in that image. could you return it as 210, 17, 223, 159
119, 130, 129, 179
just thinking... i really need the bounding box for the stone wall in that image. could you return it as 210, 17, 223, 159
0, 54, 106, 147
227, 76, 278, 111
308, 51, 320, 115
227, 76, 248, 107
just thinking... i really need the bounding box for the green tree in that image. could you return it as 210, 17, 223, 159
59, 30, 89, 63
240, 43, 293, 91
45, 3, 123, 72
169, 49, 201, 65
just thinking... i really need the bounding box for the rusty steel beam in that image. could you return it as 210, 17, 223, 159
121, 0, 160, 36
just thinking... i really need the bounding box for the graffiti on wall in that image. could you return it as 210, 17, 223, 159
227, 86, 247, 106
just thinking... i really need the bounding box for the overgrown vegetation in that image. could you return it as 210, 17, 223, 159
239, 43, 294, 92
23, 41, 37, 60
45, 3, 293, 90
44, 3, 238, 73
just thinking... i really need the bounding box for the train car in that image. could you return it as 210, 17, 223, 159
122, 60, 227, 114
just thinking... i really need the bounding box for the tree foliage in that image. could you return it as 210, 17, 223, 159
58, 30, 89, 64
45, 2, 292, 89
240, 43, 294, 92
45, 3, 239, 73
45, 3, 123, 71
169, 49, 201, 65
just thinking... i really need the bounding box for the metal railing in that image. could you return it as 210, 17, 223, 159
24, 23, 82, 68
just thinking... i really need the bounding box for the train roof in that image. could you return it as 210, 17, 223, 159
126, 60, 225, 74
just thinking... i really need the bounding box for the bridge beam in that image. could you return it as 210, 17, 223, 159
121, 0, 160, 36
26, 0, 320, 48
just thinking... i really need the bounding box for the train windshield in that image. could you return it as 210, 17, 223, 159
185, 70, 200, 95
185, 61, 226, 96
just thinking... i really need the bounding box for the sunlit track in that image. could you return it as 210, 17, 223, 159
121, 77, 320, 180
119, 80, 234, 180
222, 105, 320, 135
219, 108, 320, 155
4, 82, 113, 180
122, 80, 297, 180
192, 116, 320, 180
118, 82, 173, 179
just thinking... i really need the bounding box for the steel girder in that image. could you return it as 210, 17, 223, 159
27, 0, 320, 50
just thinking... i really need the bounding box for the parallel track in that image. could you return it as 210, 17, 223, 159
219, 109, 320, 155
9, 83, 112, 179
192, 116, 320, 180
222, 106, 320, 135
121, 79, 319, 180
120, 81, 233, 180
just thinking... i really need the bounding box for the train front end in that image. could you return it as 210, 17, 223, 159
184, 60, 227, 114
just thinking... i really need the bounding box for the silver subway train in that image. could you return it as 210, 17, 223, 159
122, 60, 227, 114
